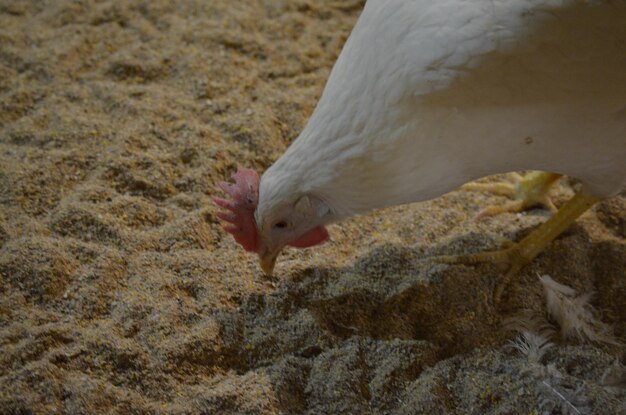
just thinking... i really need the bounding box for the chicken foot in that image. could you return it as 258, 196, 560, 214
461, 171, 562, 219
436, 190, 601, 304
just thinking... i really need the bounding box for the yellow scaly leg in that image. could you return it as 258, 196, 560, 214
438, 190, 601, 303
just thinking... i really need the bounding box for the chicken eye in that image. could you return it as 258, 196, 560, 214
273, 221, 288, 229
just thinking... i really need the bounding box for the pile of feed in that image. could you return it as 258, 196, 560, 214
1, 1, 623, 413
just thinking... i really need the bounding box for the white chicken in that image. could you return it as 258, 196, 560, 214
214, 0, 626, 300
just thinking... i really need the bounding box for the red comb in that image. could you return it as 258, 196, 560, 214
212, 167, 260, 253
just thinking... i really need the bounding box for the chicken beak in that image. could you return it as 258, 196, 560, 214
259, 253, 278, 276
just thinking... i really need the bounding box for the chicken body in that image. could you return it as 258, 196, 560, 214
252, 0, 626, 272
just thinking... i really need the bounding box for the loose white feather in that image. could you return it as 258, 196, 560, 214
539, 275, 619, 346
509, 331, 554, 364
505, 312, 555, 364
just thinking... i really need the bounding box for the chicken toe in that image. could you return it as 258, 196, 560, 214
436, 190, 601, 304
462, 171, 561, 220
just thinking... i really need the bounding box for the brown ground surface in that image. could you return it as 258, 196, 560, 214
0, 1, 624, 414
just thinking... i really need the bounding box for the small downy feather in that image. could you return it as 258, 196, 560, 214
504, 312, 555, 365
508, 331, 554, 365
539, 275, 619, 346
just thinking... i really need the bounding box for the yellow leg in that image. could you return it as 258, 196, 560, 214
437, 190, 601, 303
461, 172, 561, 219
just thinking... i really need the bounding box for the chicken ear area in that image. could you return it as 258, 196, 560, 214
288, 226, 329, 248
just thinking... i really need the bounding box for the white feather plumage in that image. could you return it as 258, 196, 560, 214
258, 0, 626, 222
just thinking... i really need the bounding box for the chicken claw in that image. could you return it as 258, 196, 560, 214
461, 172, 561, 220
436, 190, 601, 304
